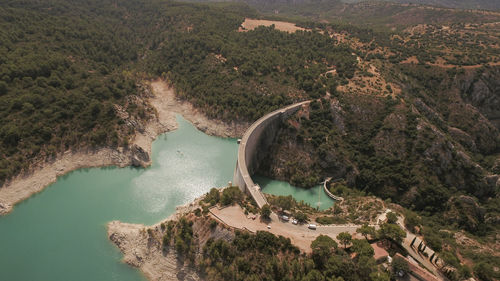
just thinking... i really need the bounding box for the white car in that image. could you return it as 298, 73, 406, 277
281, 215, 290, 222
308, 224, 317, 230
291, 219, 298, 225
267, 225, 271, 229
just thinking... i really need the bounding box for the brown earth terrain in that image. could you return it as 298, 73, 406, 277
239, 18, 306, 33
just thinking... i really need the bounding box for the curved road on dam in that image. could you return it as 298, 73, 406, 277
233, 101, 310, 208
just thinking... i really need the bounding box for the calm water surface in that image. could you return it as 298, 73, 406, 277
255, 175, 335, 211
0, 115, 331, 281
0, 115, 237, 281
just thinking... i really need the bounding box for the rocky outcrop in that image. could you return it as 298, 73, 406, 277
460, 67, 500, 130
108, 221, 202, 281
108, 197, 235, 281
261, 72, 499, 224
0, 201, 11, 215
130, 145, 150, 167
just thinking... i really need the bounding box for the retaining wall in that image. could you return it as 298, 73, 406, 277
233, 101, 310, 208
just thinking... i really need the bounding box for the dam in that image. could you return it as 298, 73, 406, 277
233, 101, 310, 208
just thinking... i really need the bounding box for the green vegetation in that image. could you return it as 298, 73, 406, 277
351, 239, 374, 258
386, 212, 398, 224
199, 229, 387, 281
0, 0, 360, 187
377, 223, 406, 244
2, 0, 499, 278
203, 186, 243, 206
220, 186, 244, 206
357, 224, 376, 240
204, 188, 221, 206
311, 234, 337, 269
149, 14, 357, 122
337, 232, 352, 249
260, 204, 271, 219
391, 256, 409, 278
162, 218, 195, 262
245, 0, 500, 29
269, 195, 295, 211
0, 0, 162, 184
403, 211, 422, 233
294, 211, 309, 223
316, 215, 347, 225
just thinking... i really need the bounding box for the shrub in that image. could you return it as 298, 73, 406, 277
194, 208, 201, 217
392, 256, 409, 277
386, 212, 398, 224
337, 232, 352, 249
261, 204, 271, 219
221, 186, 243, 206
316, 216, 346, 225
295, 211, 309, 223
210, 219, 218, 230
204, 188, 220, 206
404, 211, 422, 233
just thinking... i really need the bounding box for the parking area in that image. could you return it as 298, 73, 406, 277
210, 205, 360, 253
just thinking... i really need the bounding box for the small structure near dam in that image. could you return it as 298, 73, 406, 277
233, 101, 310, 208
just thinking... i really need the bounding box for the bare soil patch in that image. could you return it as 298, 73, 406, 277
239, 18, 306, 33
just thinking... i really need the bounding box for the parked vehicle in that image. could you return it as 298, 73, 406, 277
281, 215, 290, 222
308, 224, 317, 230
291, 219, 298, 225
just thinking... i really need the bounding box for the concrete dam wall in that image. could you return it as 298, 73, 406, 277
233, 101, 310, 208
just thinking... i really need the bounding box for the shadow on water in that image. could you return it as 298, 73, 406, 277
254, 174, 334, 211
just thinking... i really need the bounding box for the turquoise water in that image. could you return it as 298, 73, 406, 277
255, 175, 335, 211
0, 115, 332, 281
0, 115, 238, 281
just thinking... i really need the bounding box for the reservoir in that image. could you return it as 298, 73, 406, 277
255, 175, 335, 211
0, 115, 331, 281
0, 115, 237, 281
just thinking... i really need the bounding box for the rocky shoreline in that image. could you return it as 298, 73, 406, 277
0, 79, 249, 215
107, 193, 237, 281
107, 198, 205, 281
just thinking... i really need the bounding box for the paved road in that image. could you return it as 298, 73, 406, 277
234, 101, 310, 208
210, 205, 360, 253
212, 205, 444, 279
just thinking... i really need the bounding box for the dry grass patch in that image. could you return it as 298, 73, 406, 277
239, 18, 306, 33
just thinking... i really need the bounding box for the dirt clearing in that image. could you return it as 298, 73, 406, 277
240, 18, 306, 33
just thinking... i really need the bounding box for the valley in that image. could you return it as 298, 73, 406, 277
0, 0, 499, 280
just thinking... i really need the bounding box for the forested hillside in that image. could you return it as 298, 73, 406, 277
345, 0, 500, 11
0, 0, 172, 185
257, 16, 500, 281
148, 22, 356, 121
0, 0, 360, 185
241, 0, 500, 29
2, 0, 499, 279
